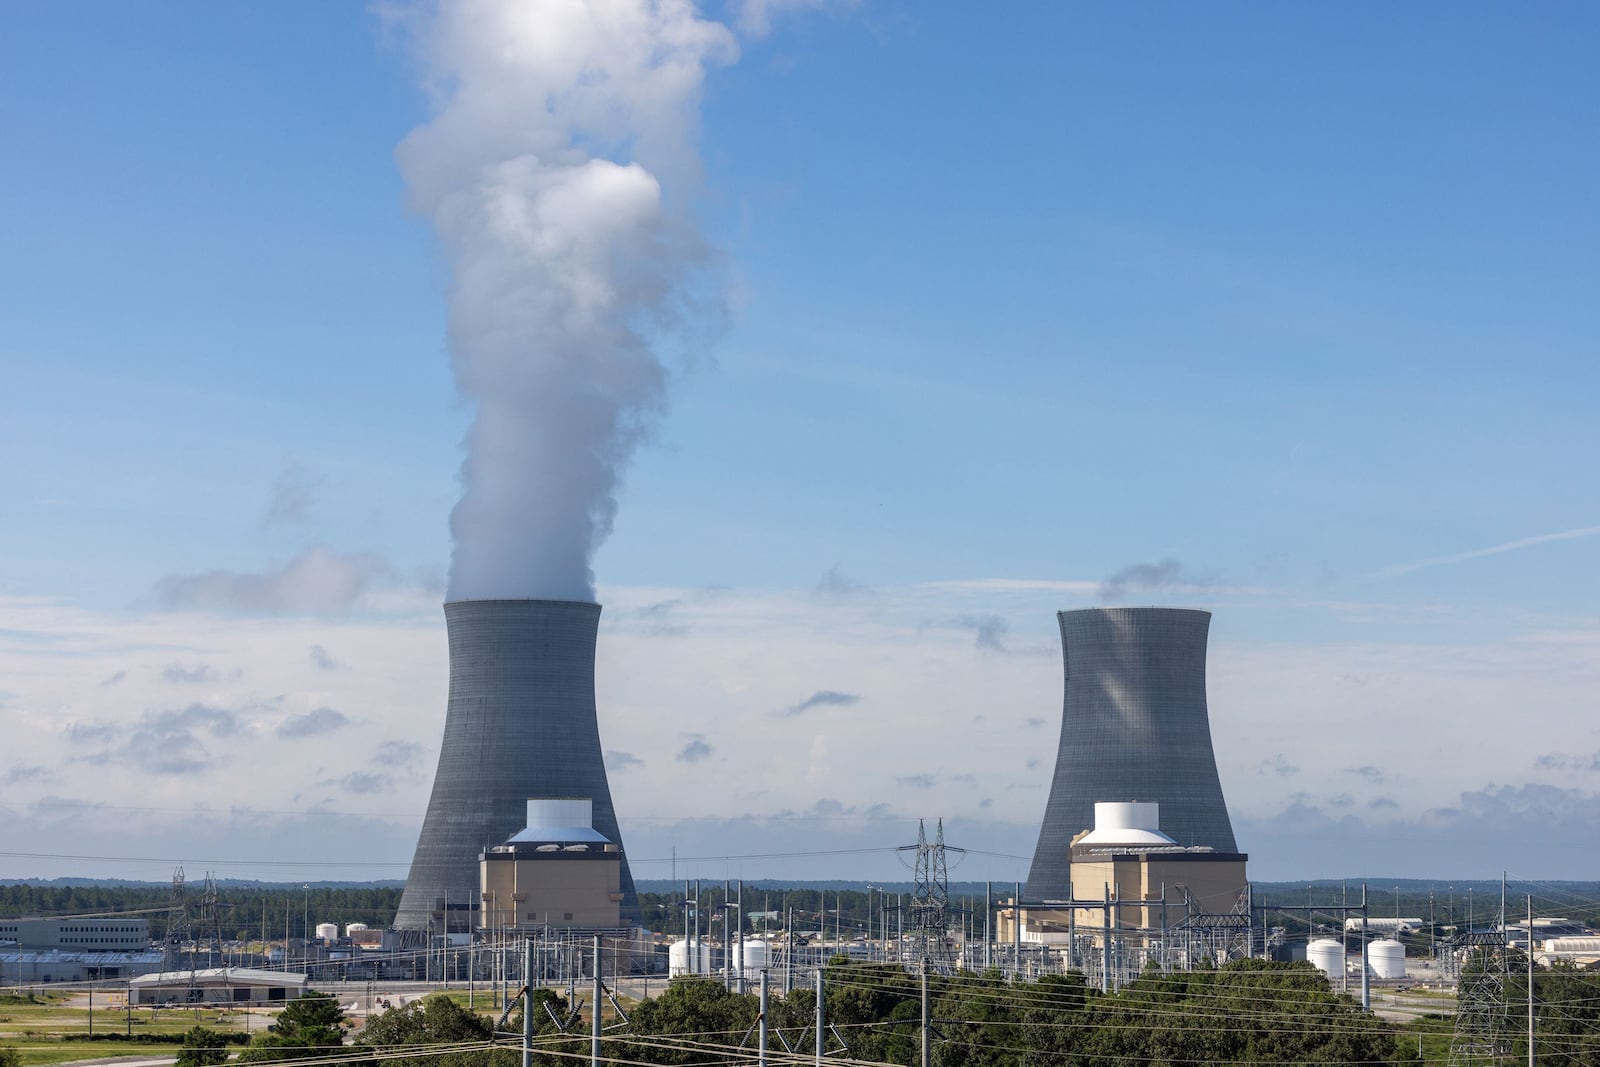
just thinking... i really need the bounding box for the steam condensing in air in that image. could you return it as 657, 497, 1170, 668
397, 0, 737, 602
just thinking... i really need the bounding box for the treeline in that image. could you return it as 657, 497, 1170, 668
0, 884, 401, 941
334, 957, 1411, 1067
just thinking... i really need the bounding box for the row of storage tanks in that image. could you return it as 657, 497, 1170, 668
1308, 938, 1406, 980
313, 923, 368, 942
669, 938, 772, 977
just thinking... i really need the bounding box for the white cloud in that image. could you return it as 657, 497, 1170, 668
1, 578, 1598, 880
153, 545, 421, 615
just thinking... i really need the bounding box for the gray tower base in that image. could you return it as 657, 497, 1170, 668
1025, 607, 1237, 901
396, 599, 638, 931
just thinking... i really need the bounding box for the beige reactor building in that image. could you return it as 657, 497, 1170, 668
479, 797, 625, 931
1000, 801, 1248, 949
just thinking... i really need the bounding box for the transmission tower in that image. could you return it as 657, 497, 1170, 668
904, 819, 957, 970
198, 872, 231, 967
164, 867, 189, 974
1448, 932, 1512, 1067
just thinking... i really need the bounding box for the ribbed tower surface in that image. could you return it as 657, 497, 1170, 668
394, 599, 637, 931
1024, 607, 1237, 902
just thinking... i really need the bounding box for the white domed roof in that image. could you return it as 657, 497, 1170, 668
1075, 801, 1177, 846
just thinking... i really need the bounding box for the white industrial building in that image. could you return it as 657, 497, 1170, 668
128, 967, 308, 1005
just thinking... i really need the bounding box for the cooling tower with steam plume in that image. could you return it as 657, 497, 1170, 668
1025, 607, 1238, 901
395, 599, 636, 931
390, 2, 737, 931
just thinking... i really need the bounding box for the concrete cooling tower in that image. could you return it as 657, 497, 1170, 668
1025, 607, 1237, 901
395, 599, 637, 931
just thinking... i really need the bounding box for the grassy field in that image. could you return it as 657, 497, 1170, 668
0, 992, 262, 1066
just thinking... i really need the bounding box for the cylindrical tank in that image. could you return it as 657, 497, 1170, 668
740, 939, 771, 972
346, 922, 368, 937
315, 923, 339, 943
1369, 939, 1406, 979
669, 939, 712, 977
1307, 938, 1344, 977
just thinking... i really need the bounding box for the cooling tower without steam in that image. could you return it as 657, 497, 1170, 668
1025, 607, 1237, 901
395, 599, 637, 930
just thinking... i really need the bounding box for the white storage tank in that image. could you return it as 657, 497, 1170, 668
316, 923, 339, 943
1307, 938, 1344, 977
346, 922, 368, 937
669, 939, 712, 977
1369, 939, 1406, 979
740, 939, 771, 972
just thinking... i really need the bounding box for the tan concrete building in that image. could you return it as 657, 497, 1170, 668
1001, 802, 1248, 946
479, 797, 624, 931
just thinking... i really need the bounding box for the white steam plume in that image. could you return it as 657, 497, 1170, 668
398, 0, 738, 602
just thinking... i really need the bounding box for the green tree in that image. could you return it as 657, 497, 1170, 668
1506, 958, 1600, 1065
359, 994, 494, 1047
616, 978, 758, 1066
240, 991, 348, 1063
0, 1044, 20, 1067
175, 1026, 231, 1067
356, 994, 503, 1067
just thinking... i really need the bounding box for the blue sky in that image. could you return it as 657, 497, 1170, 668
1, 1, 1597, 884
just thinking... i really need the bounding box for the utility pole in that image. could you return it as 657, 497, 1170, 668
521, 939, 534, 1067
1101, 883, 1111, 994
920, 957, 931, 1067
984, 882, 991, 970
591, 935, 601, 1067
759, 969, 769, 1067
1011, 882, 1020, 979
1360, 884, 1370, 1011
814, 967, 824, 1067
1527, 894, 1534, 1067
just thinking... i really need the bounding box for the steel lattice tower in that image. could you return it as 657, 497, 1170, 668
907, 819, 954, 969
1448, 935, 1512, 1067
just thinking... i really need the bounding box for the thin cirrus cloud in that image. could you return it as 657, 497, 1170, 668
1369, 523, 1600, 580
276, 706, 350, 739
677, 736, 714, 763
152, 544, 401, 615
607, 750, 645, 771
70, 703, 248, 775
262, 461, 321, 527
948, 614, 1008, 651
1097, 558, 1215, 602
308, 645, 344, 671
162, 668, 225, 684
775, 690, 860, 718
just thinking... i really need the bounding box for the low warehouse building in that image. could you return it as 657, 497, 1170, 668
129, 967, 307, 1005
0, 949, 164, 984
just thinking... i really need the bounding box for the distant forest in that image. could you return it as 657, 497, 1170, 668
3, 878, 1594, 941
0, 884, 402, 941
